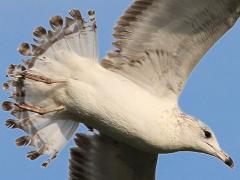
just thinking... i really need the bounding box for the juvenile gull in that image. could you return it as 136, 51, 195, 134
2, 0, 240, 179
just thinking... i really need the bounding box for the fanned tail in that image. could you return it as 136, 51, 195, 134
2, 9, 98, 167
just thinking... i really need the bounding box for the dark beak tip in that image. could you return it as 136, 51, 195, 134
225, 157, 234, 168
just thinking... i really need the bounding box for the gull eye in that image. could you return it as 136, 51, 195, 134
204, 130, 212, 139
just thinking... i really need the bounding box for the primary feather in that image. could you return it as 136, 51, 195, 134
2, 0, 240, 179
102, 0, 240, 98
69, 133, 157, 180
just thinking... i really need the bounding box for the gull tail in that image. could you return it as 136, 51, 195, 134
2, 9, 98, 167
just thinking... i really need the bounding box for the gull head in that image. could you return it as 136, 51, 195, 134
177, 114, 234, 168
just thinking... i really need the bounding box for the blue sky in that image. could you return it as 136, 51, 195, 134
0, 0, 240, 179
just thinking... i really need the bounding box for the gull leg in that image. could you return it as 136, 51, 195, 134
23, 72, 66, 84
15, 103, 65, 115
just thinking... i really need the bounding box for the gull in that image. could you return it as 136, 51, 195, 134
2, 0, 240, 179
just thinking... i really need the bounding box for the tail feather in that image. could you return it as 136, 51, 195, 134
2, 9, 98, 166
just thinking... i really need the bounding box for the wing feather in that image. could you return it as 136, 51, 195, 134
69, 133, 158, 180
102, 0, 240, 98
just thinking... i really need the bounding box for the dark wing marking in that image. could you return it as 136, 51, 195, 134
69, 133, 158, 180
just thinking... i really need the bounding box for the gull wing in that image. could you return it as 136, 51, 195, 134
69, 133, 158, 180
102, 0, 240, 99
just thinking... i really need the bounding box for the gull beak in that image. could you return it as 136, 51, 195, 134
216, 150, 234, 168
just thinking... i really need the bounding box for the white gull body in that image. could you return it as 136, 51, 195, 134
63, 52, 178, 152
3, 0, 240, 179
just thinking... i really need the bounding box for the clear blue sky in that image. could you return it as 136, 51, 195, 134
1, 0, 240, 179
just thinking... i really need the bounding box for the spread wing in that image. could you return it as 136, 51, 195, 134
69, 133, 158, 180
101, 0, 240, 99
